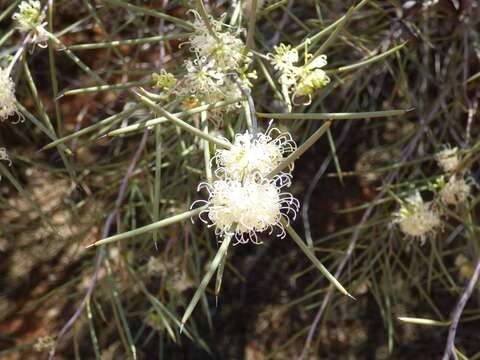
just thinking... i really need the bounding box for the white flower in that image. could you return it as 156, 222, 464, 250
268, 44, 300, 108
0, 148, 12, 167
152, 70, 177, 90
183, 58, 225, 97
435, 147, 460, 172
12, 0, 47, 44
33, 336, 54, 352
439, 175, 473, 205
174, 12, 255, 124
179, 57, 242, 125
208, 78, 243, 124
0, 147, 11, 181
306, 55, 328, 70
197, 174, 299, 244
193, 126, 300, 244
187, 10, 249, 71
147, 257, 167, 276
0, 67, 19, 122
215, 128, 297, 179
393, 191, 441, 243
267, 43, 330, 108
268, 44, 299, 73
294, 56, 330, 100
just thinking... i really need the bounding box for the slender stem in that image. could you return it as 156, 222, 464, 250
258, 108, 410, 120
62, 79, 154, 96
398, 317, 451, 327
233, 74, 257, 138
258, 0, 288, 18
68, 33, 192, 50
41, 104, 141, 150
201, 109, 213, 184
0, 29, 15, 48
0, 0, 21, 23
47, 1, 63, 135
195, 0, 220, 41
181, 235, 232, 328
442, 259, 480, 360
283, 219, 352, 298
134, 89, 232, 149
310, 4, 354, 61
245, 0, 258, 53
108, 98, 241, 137
44, 30, 106, 84
102, 0, 194, 30
6, 34, 31, 75
331, 42, 407, 73
294, 0, 370, 51
90, 205, 208, 246
268, 122, 331, 178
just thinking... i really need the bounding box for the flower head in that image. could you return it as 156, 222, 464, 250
197, 174, 299, 244
215, 128, 297, 179
294, 56, 330, 100
267, 43, 330, 109
393, 191, 441, 243
152, 70, 177, 90
0, 148, 12, 167
174, 12, 254, 124
0, 67, 19, 122
439, 175, 473, 205
13, 0, 47, 44
269, 44, 299, 73
147, 256, 167, 276
435, 147, 460, 172
179, 57, 242, 125
33, 336, 54, 352
0, 147, 11, 181
183, 58, 225, 94
187, 10, 249, 71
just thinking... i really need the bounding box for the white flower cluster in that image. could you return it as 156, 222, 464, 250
33, 335, 54, 352
0, 148, 12, 167
393, 191, 441, 243
435, 147, 460, 173
159, 11, 255, 125
434, 146, 475, 206
187, 11, 247, 72
0, 147, 11, 181
393, 144, 477, 241
182, 57, 243, 116
152, 69, 177, 90
0, 67, 19, 122
268, 43, 330, 109
12, 0, 47, 45
214, 128, 297, 179
195, 128, 299, 244
439, 175, 473, 206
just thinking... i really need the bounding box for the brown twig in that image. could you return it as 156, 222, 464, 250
442, 259, 480, 360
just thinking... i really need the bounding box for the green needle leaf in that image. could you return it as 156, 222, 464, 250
89, 205, 208, 247
181, 236, 232, 329
107, 98, 241, 137
258, 108, 410, 120
332, 42, 408, 73
283, 219, 353, 299
134, 89, 232, 149
397, 317, 451, 327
